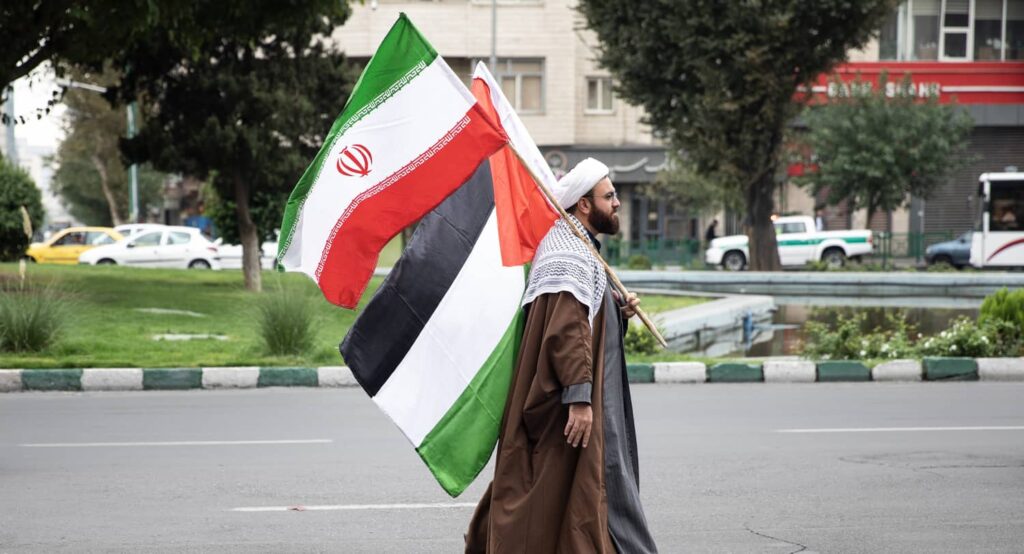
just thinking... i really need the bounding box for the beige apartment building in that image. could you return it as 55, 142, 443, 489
331, 0, 697, 251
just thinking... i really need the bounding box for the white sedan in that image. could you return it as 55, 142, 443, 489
78, 226, 222, 269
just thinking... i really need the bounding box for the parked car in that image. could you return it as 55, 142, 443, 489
113, 223, 167, 239
925, 231, 972, 268
25, 226, 124, 264
78, 226, 221, 269
705, 215, 874, 270
215, 238, 279, 270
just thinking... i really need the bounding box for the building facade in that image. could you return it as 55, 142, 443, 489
332, 1, 1024, 250
779, 0, 1024, 238
330, 0, 689, 249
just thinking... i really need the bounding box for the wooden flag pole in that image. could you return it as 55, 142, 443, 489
509, 149, 668, 349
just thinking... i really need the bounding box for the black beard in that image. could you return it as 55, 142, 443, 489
588, 206, 619, 235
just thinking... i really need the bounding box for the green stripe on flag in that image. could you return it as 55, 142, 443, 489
416, 309, 524, 497
277, 14, 439, 262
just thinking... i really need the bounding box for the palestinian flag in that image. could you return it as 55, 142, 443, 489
340, 162, 526, 497
340, 66, 558, 498
277, 13, 507, 309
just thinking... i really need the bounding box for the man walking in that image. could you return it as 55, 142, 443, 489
465, 158, 657, 553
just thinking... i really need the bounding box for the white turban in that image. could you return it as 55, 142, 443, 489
553, 158, 609, 209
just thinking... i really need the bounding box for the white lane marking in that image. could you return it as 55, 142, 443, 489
232, 502, 478, 512
19, 439, 333, 448
775, 426, 1024, 434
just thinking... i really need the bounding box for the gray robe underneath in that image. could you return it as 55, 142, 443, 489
602, 288, 658, 553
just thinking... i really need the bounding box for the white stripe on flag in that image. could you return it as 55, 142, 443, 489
281, 58, 475, 273
374, 209, 525, 446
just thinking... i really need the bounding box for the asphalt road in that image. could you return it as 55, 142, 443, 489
2, 383, 1023, 553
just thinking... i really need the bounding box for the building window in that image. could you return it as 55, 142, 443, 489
474, 58, 544, 113
913, 0, 941, 59
976, 0, 1006, 59
885, 0, 1024, 61
585, 77, 614, 113
1010, 0, 1024, 59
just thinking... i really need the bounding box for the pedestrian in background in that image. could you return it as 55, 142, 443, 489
704, 219, 718, 246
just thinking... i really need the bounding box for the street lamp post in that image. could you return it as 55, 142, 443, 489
490, 0, 497, 73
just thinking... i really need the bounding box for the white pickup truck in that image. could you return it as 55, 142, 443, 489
705, 215, 873, 270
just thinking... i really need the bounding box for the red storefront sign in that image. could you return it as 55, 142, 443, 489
811, 62, 1024, 105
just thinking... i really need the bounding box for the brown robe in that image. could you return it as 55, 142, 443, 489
465, 291, 615, 553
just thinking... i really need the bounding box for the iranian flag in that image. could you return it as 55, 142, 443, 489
277, 14, 507, 309
340, 65, 558, 497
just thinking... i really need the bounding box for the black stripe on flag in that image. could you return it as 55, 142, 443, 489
340, 159, 496, 396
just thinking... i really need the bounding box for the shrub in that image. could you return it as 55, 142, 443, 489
925, 261, 958, 272
917, 316, 1021, 358
625, 323, 658, 355
979, 287, 1024, 331
256, 284, 317, 355
0, 280, 68, 352
626, 254, 652, 270
800, 310, 916, 360
0, 158, 45, 262
804, 260, 891, 272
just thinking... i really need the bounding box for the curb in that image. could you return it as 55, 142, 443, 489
1, 358, 1023, 391
923, 357, 979, 381
763, 361, 815, 383
817, 361, 872, 382
872, 360, 923, 381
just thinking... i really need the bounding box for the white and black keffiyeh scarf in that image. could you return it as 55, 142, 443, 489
521, 214, 606, 327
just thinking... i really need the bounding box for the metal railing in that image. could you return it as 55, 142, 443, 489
605, 238, 704, 267
870, 231, 957, 264
606, 232, 960, 268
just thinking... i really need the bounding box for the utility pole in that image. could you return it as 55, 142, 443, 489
490, 0, 498, 73
126, 102, 139, 222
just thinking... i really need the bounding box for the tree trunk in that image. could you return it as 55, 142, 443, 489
745, 169, 782, 271
90, 153, 123, 226
233, 174, 262, 292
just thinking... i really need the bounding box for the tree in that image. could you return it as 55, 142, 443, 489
0, 157, 44, 261
50, 66, 163, 226
578, 0, 894, 270
109, 1, 356, 291
647, 152, 744, 216
796, 74, 973, 224
0, 1, 166, 120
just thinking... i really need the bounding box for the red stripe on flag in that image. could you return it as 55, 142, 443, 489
471, 79, 558, 267
316, 104, 507, 309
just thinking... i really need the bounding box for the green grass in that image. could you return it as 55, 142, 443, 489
0, 263, 709, 369
0, 264, 376, 369
638, 294, 706, 314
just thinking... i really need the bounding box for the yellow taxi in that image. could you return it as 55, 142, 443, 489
25, 226, 124, 264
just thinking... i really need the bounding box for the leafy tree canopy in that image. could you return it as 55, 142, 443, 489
1, 1, 210, 120
0, 157, 44, 261
648, 152, 744, 216
797, 73, 974, 223
579, 0, 895, 269
108, 0, 356, 291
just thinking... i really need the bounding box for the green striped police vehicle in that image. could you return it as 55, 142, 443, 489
705, 216, 873, 271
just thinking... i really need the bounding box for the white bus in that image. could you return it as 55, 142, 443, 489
970, 172, 1024, 269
